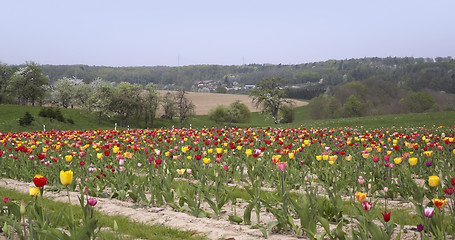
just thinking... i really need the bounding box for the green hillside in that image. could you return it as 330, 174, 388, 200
2, 104, 455, 133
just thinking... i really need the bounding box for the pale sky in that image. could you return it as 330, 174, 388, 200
1, 0, 454, 66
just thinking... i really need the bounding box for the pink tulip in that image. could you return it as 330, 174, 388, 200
358, 176, 365, 184
277, 162, 286, 171
87, 198, 97, 206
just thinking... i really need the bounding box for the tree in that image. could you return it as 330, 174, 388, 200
85, 81, 113, 124
109, 82, 142, 127
174, 90, 195, 128
405, 92, 435, 113
52, 78, 75, 108
6, 62, 48, 106
215, 86, 227, 93
142, 83, 160, 128
0, 62, 18, 103
343, 95, 363, 117
73, 83, 93, 107
249, 77, 290, 124
161, 92, 176, 120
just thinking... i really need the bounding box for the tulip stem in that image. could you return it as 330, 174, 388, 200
66, 187, 72, 206
66, 186, 74, 229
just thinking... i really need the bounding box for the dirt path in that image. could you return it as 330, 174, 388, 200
1, 178, 300, 240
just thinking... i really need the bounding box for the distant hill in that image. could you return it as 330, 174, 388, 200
38, 57, 455, 96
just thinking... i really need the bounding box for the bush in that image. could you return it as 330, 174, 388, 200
39, 107, 54, 118
229, 100, 251, 123
54, 109, 65, 122
19, 112, 34, 126
279, 105, 294, 123
208, 105, 228, 123
208, 101, 251, 124
38, 107, 66, 122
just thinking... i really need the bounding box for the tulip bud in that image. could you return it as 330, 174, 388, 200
113, 220, 118, 231
20, 200, 26, 215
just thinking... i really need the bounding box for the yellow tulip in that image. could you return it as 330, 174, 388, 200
113, 146, 119, 153
316, 155, 322, 161
288, 152, 294, 159
124, 152, 133, 158
328, 160, 335, 165
236, 146, 242, 151
245, 149, 252, 156
408, 157, 417, 166
322, 155, 329, 161
96, 153, 103, 159
394, 157, 402, 164
65, 155, 73, 162
30, 187, 40, 197
345, 155, 353, 161
60, 170, 73, 186
207, 148, 213, 154
355, 192, 367, 202
216, 148, 222, 154
176, 169, 185, 175
329, 155, 337, 161
424, 151, 433, 157
428, 175, 439, 187
203, 158, 211, 164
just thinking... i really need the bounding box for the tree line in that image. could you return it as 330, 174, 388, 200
32, 56, 454, 96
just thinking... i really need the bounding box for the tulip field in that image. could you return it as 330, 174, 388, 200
2, 125, 455, 239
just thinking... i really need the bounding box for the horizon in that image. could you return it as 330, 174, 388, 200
5, 55, 453, 68
1, 0, 454, 67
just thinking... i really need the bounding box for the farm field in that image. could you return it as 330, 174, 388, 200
1, 121, 455, 239
156, 90, 308, 115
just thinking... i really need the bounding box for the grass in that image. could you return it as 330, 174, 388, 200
0, 104, 115, 133
0, 186, 207, 240
2, 103, 455, 133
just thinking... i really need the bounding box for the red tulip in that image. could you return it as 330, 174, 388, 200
33, 177, 48, 188
381, 211, 391, 222
444, 188, 454, 195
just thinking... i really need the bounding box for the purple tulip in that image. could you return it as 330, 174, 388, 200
87, 198, 97, 206
417, 224, 424, 232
